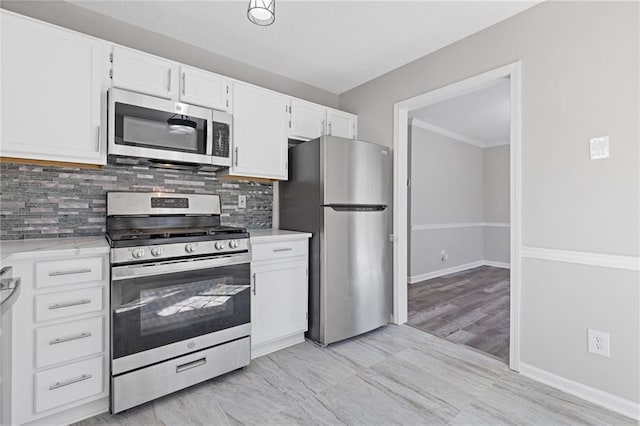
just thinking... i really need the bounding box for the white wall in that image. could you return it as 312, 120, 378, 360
341, 1, 639, 409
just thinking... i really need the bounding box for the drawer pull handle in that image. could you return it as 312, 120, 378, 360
273, 248, 293, 253
49, 374, 92, 391
48, 268, 92, 277
49, 299, 92, 310
176, 357, 206, 373
49, 332, 92, 345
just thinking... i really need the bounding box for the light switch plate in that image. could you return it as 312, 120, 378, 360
590, 136, 610, 160
238, 195, 246, 209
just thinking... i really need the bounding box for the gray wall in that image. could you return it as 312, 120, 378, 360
483, 145, 510, 264
342, 2, 639, 404
0, 1, 338, 108
409, 126, 484, 278
409, 127, 510, 278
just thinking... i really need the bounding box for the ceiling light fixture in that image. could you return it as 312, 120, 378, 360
248, 0, 275, 26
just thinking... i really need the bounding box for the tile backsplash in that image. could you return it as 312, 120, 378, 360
0, 158, 273, 240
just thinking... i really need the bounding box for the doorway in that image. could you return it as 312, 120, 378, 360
391, 63, 522, 371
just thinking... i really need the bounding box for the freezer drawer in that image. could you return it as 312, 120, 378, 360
320, 205, 391, 344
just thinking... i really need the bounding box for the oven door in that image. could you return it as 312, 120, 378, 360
108, 88, 214, 165
111, 253, 250, 375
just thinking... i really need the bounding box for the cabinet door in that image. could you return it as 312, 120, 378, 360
179, 65, 231, 112
288, 98, 325, 141
251, 261, 308, 347
326, 109, 357, 139
231, 82, 288, 180
1, 12, 107, 164
111, 46, 176, 99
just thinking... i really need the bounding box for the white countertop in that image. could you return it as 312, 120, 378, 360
248, 229, 312, 243
0, 236, 110, 263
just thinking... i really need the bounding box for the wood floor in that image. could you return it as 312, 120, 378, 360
408, 266, 510, 362
74, 325, 633, 426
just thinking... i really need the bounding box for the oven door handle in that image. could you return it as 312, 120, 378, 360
111, 253, 251, 281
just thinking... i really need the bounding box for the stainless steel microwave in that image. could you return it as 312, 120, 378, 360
108, 89, 232, 168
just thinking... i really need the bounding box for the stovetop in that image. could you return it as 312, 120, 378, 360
106, 225, 248, 248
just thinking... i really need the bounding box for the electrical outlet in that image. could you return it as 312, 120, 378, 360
588, 329, 610, 357
238, 195, 247, 209
440, 249, 448, 263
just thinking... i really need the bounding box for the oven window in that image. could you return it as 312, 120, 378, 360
114, 102, 208, 154
112, 263, 250, 359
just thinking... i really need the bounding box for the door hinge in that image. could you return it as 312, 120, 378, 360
407, 179, 411, 187
109, 69, 113, 79
226, 99, 229, 108
109, 52, 113, 63
289, 120, 291, 128
389, 234, 395, 242
226, 85, 229, 94
305, 268, 308, 277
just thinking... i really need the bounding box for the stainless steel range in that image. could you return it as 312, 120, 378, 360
106, 192, 251, 413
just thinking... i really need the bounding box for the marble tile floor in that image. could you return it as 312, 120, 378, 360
74, 325, 634, 426
408, 266, 510, 362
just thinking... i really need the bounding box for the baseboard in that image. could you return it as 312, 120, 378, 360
483, 260, 510, 269
409, 261, 484, 283
251, 332, 305, 359
409, 260, 510, 283
519, 362, 639, 421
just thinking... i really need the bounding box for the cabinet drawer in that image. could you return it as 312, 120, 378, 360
35, 287, 103, 323
35, 316, 103, 368
251, 240, 307, 262
35, 257, 103, 288
34, 356, 103, 413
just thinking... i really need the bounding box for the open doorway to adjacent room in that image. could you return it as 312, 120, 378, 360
392, 63, 521, 370
407, 78, 511, 362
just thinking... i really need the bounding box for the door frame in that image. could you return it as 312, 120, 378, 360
392, 62, 522, 371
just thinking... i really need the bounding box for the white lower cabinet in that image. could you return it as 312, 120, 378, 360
1, 239, 110, 426
250, 232, 311, 358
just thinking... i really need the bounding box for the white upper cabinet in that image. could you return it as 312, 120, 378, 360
326, 108, 358, 139
231, 82, 288, 180
111, 47, 232, 112
179, 65, 231, 112
288, 98, 326, 141
1, 12, 108, 165
111, 46, 176, 99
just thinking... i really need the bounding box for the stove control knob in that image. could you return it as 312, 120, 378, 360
185, 243, 196, 253
131, 248, 146, 259
215, 241, 225, 250
229, 240, 239, 249
151, 247, 164, 257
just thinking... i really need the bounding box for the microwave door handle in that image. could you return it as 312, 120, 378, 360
205, 117, 213, 156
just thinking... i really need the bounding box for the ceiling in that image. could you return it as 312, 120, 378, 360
410, 77, 511, 146
69, 1, 538, 94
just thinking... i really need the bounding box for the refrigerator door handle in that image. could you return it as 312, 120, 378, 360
323, 204, 387, 212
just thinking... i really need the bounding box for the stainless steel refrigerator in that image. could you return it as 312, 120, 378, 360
279, 135, 392, 345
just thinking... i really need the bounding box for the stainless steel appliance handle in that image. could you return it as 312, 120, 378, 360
48, 268, 92, 277
50, 332, 92, 345
252, 273, 257, 295
176, 357, 206, 373
324, 204, 387, 212
49, 374, 92, 391
112, 253, 251, 281
273, 248, 293, 253
0, 277, 20, 312
49, 299, 92, 310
